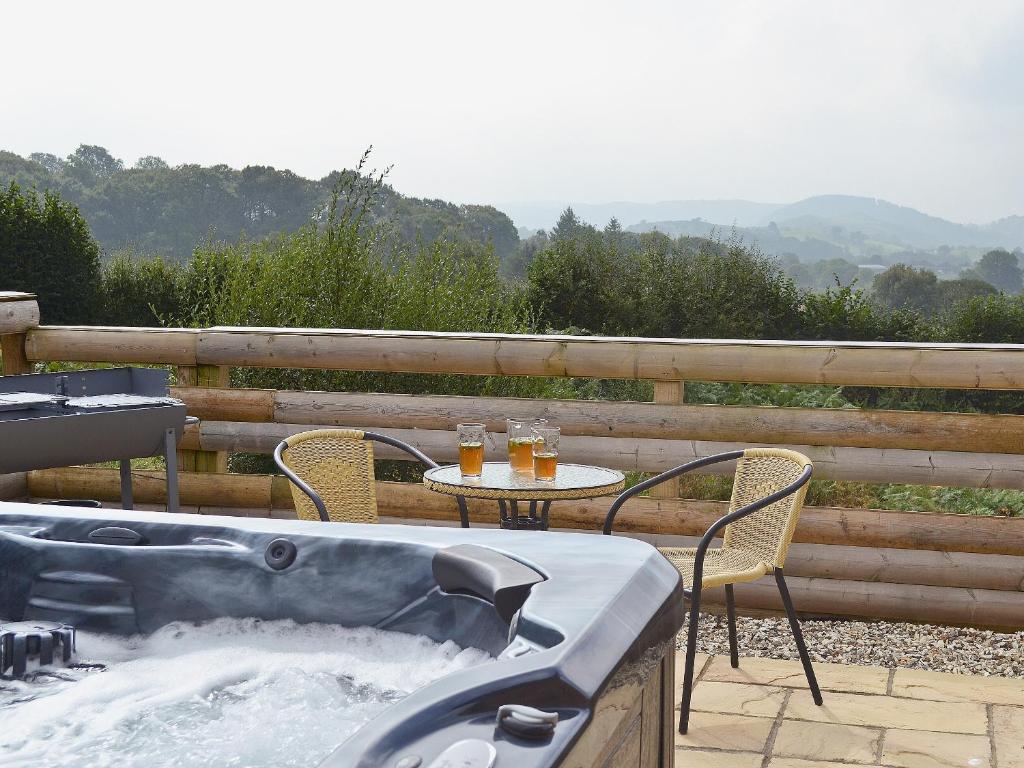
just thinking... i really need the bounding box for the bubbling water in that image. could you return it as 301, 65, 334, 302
0, 618, 492, 768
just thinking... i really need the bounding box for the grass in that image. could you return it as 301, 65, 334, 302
662, 474, 1024, 517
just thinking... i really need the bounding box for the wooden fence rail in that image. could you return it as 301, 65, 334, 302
179, 419, 1024, 489
171, 386, 1024, 454
23, 325, 1024, 388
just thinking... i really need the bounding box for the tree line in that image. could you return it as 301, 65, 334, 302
0, 145, 520, 263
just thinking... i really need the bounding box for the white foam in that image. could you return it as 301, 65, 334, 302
0, 618, 491, 767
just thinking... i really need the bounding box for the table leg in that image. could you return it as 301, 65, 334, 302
456, 495, 470, 528
540, 500, 552, 530
510, 499, 520, 526
119, 459, 133, 510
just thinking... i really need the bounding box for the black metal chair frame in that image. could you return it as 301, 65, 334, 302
603, 450, 822, 734
273, 431, 470, 527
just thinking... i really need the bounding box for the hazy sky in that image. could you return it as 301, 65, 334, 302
3, 1, 1022, 223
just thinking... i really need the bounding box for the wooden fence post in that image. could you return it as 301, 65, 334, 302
176, 364, 230, 473
649, 380, 684, 499
0, 292, 40, 375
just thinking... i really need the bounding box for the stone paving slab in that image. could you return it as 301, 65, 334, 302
674, 747, 763, 768
881, 728, 992, 768
891, 667, 1024, 707
993, 706, 1024, 768
773, 719, 883, 764
767, 760, 895, 768
690, 681, 789, 718
770, 761, 897, 765
784, 690, 989, 733
675, 652, 1022, 767
675, 711, 775, 752
702, 654, 891, 695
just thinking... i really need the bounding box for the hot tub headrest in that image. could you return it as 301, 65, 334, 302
432, 544, 544, 623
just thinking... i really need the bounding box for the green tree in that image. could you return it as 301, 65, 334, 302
527, 225, 629, 332
134, 155, 169, 170
66, 144, 124, 182
0, 183, 101, 323
961, 249, 1022, 294
28, 152, 66, 174
936, 277, 996, 306
871, 264, 939, 313
550, 207, 584, 240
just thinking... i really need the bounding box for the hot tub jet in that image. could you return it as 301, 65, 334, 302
0, 620, 76, 678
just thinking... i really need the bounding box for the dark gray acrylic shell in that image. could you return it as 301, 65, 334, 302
0, 503, 683, 767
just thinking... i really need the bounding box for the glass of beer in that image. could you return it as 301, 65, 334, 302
532, 426, 560, 481
506, 419, 534, 472
457, 423, 485, 478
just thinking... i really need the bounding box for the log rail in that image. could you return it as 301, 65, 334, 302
1, 293, 1023, 629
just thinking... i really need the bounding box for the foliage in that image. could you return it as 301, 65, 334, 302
99, 251, 186, 326
961, 249, 1022, 294
0, 146, 521, 263
871, 264, 940, 313
871, 263, 998, 316
0, 182, 100, 323
939, 292, 1024, 343
176, 156, 539, 403
779, 255, 880, 291
685, 382, 852, 408
798, 282, 924, 341
528, 211, 801, 339
668, 476, 1023, 518
936, 277, 997, 306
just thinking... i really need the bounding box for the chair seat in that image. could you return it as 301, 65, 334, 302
657, 546, 770, 589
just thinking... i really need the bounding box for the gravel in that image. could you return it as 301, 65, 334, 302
678, 614, 1024, 678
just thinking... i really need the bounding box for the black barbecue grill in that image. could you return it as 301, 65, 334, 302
0, 368, 187, 512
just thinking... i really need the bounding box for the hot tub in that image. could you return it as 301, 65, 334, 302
0, 502, 684, 768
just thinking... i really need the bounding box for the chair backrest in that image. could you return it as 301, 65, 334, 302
723, 448, 811, 569
279, 429, 378, 523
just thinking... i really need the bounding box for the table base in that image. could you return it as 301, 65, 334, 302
498, 499, 553, 531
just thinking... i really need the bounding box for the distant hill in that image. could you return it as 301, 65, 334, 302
763, 195, 1022, 250
509, 194, 1023, 257
501, 199, 781, 230
502, 199, 784, 231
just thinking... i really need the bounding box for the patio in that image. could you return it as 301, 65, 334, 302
676, 651, 1024, 768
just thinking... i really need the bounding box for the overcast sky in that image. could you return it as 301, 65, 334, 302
3, 1, 1022, 223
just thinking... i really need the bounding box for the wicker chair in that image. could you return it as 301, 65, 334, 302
603, 448, 822, 734
274, 429, 468, 526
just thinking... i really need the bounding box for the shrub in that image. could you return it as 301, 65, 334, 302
99, 250, 185, 326
0, 182, 100, 323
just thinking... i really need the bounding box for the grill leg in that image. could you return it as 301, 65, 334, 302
679, 585, 702, 735
775, 568, 822, 705
725, 583, 739, 668
119, 459, 133, 510
164, 427, 180, 514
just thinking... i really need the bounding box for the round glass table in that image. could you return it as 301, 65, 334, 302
423, 462, 626, 530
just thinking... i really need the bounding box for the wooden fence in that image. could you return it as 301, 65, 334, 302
2, 292, 1023, 629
